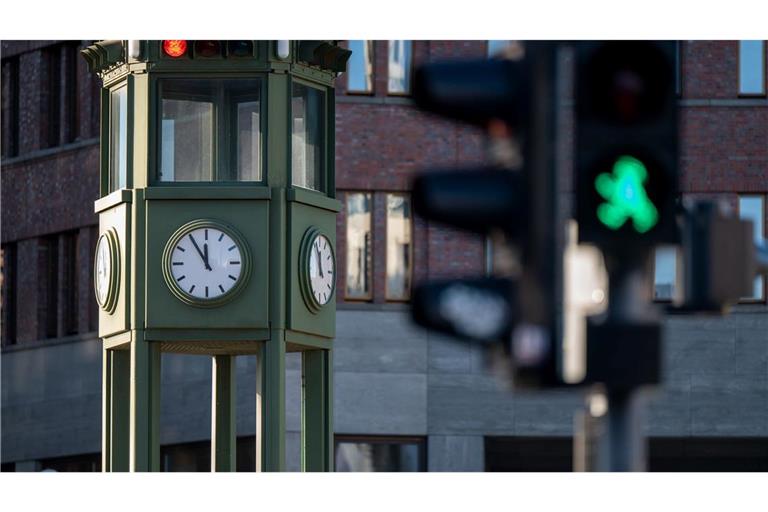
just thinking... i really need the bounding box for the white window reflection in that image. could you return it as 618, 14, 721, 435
292, 82, 325, 191
347, 40, 374, 93
654, 246, 679, 301
739, 195, 765, 300
388, 40, 412, 94
386, 194, 412, 300
346, 192, 372, 299
739, 41, 765, 95
335, 438, 425, 472
110, 86, 128, 190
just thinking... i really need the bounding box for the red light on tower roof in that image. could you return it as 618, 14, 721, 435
163, 40, 188, 58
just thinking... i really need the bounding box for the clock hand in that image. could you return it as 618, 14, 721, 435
315, 245, 324, 277
188, 234, 212, 271
203, 243, 212, 271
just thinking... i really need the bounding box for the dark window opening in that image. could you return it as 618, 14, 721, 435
1, 243, 18, 345
335, 436, 426, 472
1, 56, 20, 158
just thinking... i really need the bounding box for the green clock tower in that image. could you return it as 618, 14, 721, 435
82, 40, 350, 472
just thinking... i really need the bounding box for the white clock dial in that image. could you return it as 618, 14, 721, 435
169, 227, 243, 301
308, 234, 335, 306
95, 234, 112, 306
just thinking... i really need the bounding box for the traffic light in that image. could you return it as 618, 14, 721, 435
410, 43, 563, 388
575, 41, 679, 250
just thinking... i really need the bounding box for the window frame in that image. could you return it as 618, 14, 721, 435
387, 40, 414, 96
290, 76, 329, 193
343, 191, 374, 302
738, 194, 766, 303
345, 40, 375, 96
738, 40, 767, 97
384, 192, 413, 302
153, 75, 267, 185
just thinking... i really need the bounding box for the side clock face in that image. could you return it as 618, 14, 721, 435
94, 229, 120, 314
299, 228, 336, 313
95, 236, 112, 306
163, 221, 250, 306
308, 234, 335, 306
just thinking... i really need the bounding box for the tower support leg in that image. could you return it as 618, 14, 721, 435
211, 355, 237, 472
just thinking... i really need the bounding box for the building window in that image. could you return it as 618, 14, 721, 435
653, 246, 678, 301
1, 56, 20, 158
61, 231, 79, 336
335, 436, 426, 472
345, 192, 372, 300
110, 85, 128, 191
1, 244, 17, 346
159, 78, 263, 183
739, 40, 766, 96
291, 81, 325, 191
346, 40, 374, 94
487, 40, 513, 58
386, 193, 412, 301
388, 40, 412, 95
739, 195, 765, 301
40, 235, 59, 339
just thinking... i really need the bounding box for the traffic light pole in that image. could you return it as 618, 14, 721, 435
595, 252, 655, 472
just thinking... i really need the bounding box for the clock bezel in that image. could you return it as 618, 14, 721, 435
299, 226, 336, 313
94, 228, 121, 314
162, 218, 252, 308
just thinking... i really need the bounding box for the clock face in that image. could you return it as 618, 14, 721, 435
168, 226, 245, 303
95, 234, 112, 307
308, 234, 335, 306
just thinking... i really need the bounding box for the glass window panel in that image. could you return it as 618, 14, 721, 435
675, 41, 682, 95
335, 439, 425, 472
159, 78, 262, 182
291, 82, 325, 191
388, 40, 412, 94
347, 40, 374, 93
386, 193, 412, 300
110, 86, 127, 190
345, 192, 372, 299
739, 41, 765, 95
654, 246, 678, 300
739, 196, 765, 300
160, 83, 214, 181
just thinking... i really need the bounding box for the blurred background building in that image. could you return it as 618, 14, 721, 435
1, 40, 767, 472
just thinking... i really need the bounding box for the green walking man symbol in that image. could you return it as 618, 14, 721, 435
594, 155, 659, 233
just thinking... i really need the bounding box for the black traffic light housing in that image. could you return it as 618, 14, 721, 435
576, 41, 679, 250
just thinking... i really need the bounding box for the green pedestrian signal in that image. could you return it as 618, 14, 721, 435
594, 155, 658, 233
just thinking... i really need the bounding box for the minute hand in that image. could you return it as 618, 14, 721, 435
188, 234, 212, 271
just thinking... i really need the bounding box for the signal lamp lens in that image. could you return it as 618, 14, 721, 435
228, 40, 253, 58
163, 40, 188, 58
194, 40, 221, 58
594, 155, 658, 233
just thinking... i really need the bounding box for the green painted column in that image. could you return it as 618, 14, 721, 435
130, 331, 161, 472
103, 348, 130, 472
302, 349, 333, 472
211, 355, 236, 472
260, 335, 286, 471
